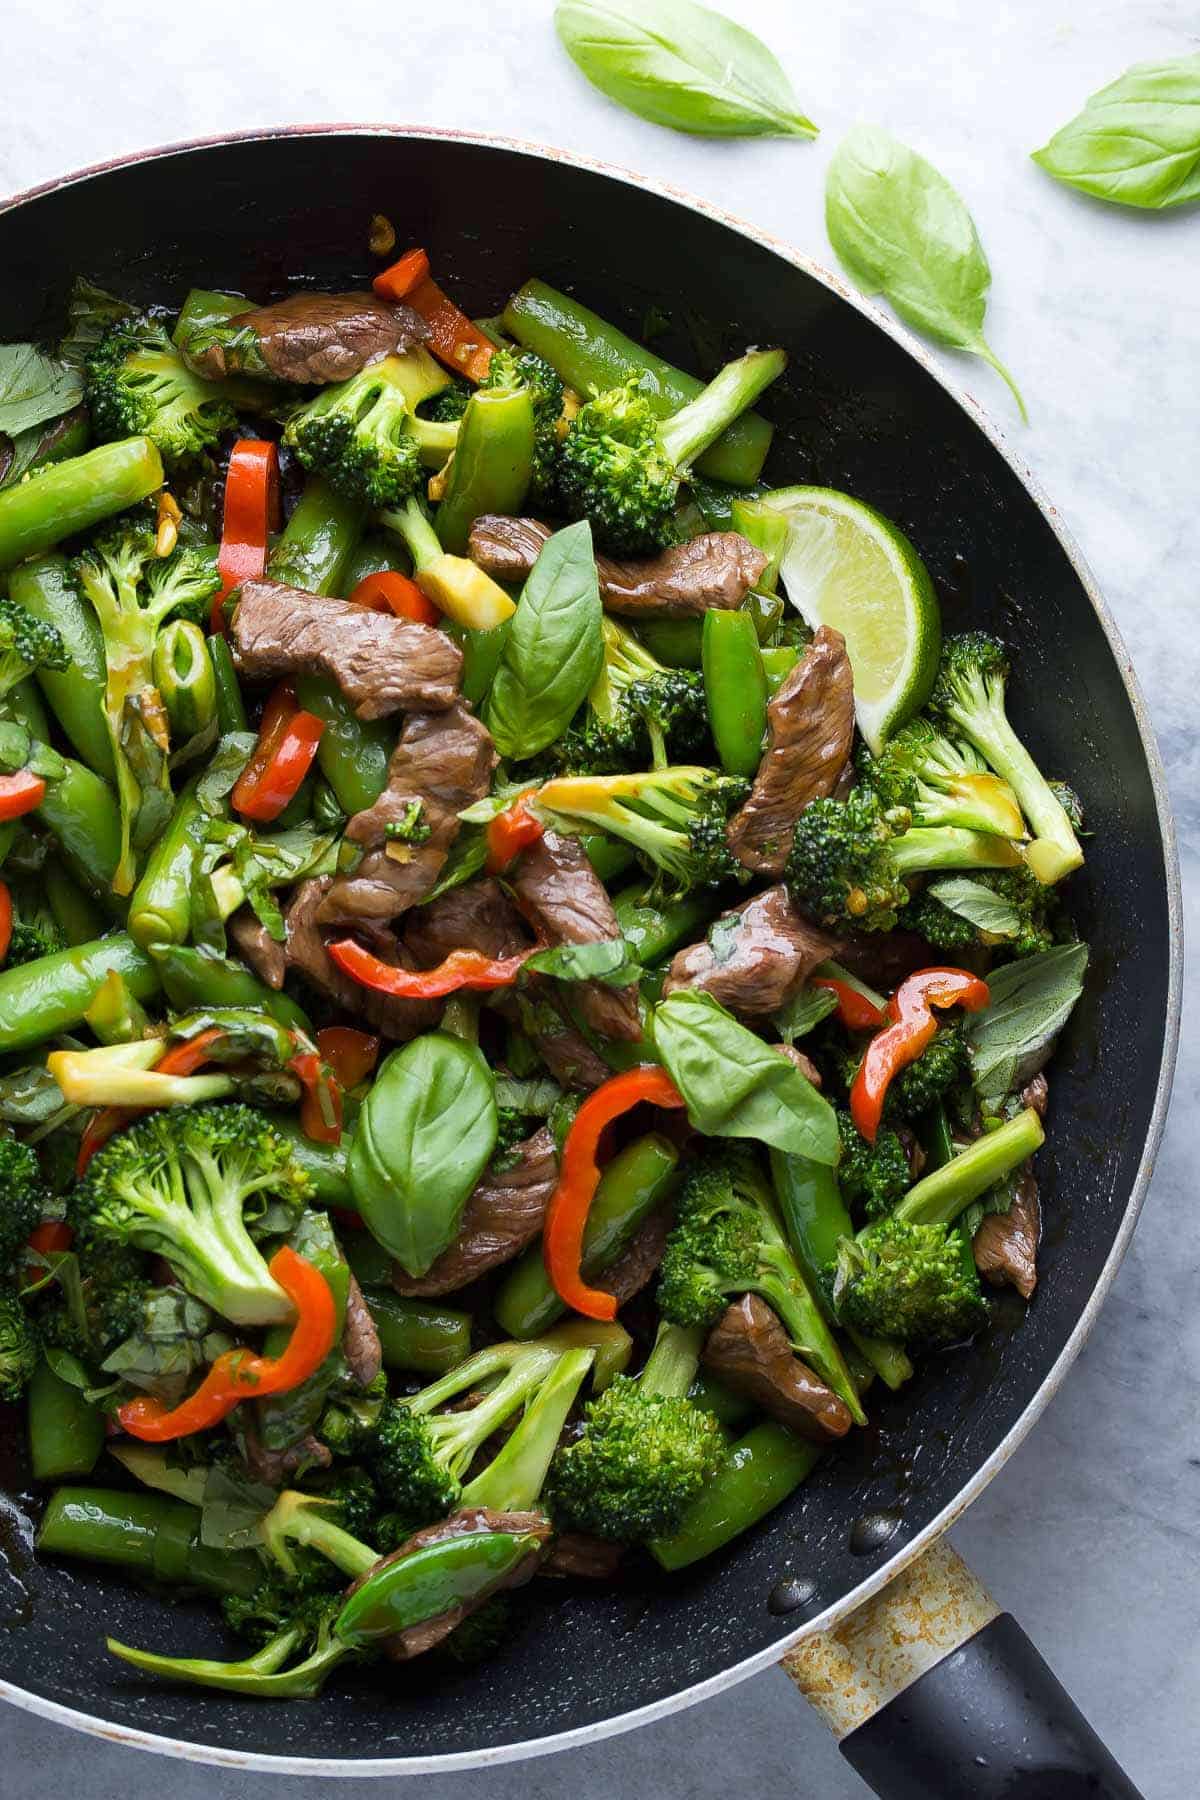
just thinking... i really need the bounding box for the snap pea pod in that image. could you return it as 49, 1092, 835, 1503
0, 935, 158, 1054
633, 617, 703, 668
27, 1360, 105, 1481
731, 496, 790, 595
493, 1132, 679, 1339
502, 281, 773, 486
335, 1529, 543, 1648
5, 676, 51, 741
36, 755, 125, 905
650, 1422, 821, 1570
293, 674, 392, 817
435, 387, 537, 554
452, 619, 511, 710
128, 777, 207, 947
363, 1289, 473, 1376
612, 883, 719, 965
703, 608, 767, 779
207, 632, 248, 733
172, 289, 252, 363
267, 476, 364, 597
688, 1372, 754, 1431
761, 645, 800, 697
150, 944, 311, 1034
84, 969, 153, 1044
7, 557, 114, 778
38, 1487, 260, 1598
266, 1111, 354, 1204
44, 857, 105, 945
0, 436, 163, 571
153, 620, 217, 741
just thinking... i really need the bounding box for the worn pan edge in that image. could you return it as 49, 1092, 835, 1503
0, 122, 1184, 1777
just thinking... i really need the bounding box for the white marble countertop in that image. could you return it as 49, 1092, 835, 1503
1, 1, 1196, 1795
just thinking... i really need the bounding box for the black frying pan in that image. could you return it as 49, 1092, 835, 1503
0, 129, 1182, 1798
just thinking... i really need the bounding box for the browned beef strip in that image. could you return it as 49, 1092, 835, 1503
518, 992, 613, 1091
1021, 1072, 1049, 1118
342, 1508, 551, 1661
541, 1534, 625, 1581
228, 908, 286, 990
192, 291, 428, 384
603, 1202, 673, 1308
391, 1126, 558, 1296
342, 1272, 382, 1387
663, 884, 839, 1017
510, 832, 641, 1042
314, 703, 496, 926
240, 1418, 331, 1486
231, 581, 461, 719
405, 879, 531, 966
283, 877, 438, 1040
727, 625, 856, 875
774, 1043, 822, 1087
835, 930, 938, 991
702, 1294, 853, 1443
973, 1170, 1040, 1300
467, 517, 767, 615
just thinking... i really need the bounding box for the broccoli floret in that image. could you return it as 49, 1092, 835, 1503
34, 1245, 154, 1362
555, 617, 707, 775
71, 1104, 312, 1327
321, 1467, 384, 1541
836, 1111, 911, 1220
72, 522, 222, 893
855, 717, 1025, 839
829, 1030, 971, 1127
221, 1565, 341, 1649
534, 765, 750, 897
0, 1135, 48, 1275
657, 1144, 864, 1423
0, 597, 67, 705
545, 1321, 723, 1544
320, 1369, 388, 1459
480, 348, 566, 505
785, 786, 1024, 934
437, 1594, 513, 1666
284, 349, 457, 507
834, 1217, 988, 1347
929, 634, 1084, 885
905, 868, 1061, 961
557, 350, 786, 554
3, 878, 66, 966
86, 317, 257, 467
0, 1292, 38, 1401
420, 380, 471, 424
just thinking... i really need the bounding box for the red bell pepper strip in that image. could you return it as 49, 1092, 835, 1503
213, 439, 281, 630
21, 1220, 75, 1291
850, 967, 991, 1145
317, 1027, 380, 1089
348, 569, 440, 624
545, 1067, 687, 1322
810, 977, 886, 1032
117, 1247, 337, 1442
375, 253, 494, 383
485, 790, 545, 875
0, 771, 47, 822
328, 937, 534, 1000
0, 881, 10, 964
291, 1049, 343, 1146
231, 683, 324, 824
74, 1027, 228, 1176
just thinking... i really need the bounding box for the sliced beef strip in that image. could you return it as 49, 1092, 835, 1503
231, 581, 461, 719
228, 907, 286, 990
468, 517, 767, 616
283, 877, 438, 1041
405, 878, 531, 966
603, 1202, 673, 1309
836, 929, 938, 991
702, 1294, 853, 1443
192, 291, 428, 384
727, 625, 856, 875
663, 883, 839, 1017
541, 1534, 624, 1582
510, 832, 641, 1043
240, 1418, 331, 1486
391, 1126, 558, 1297
315, 703, 496, 926
774, 1043, 822, 1087
342, 1507, 551, 1661
1021, 1072, 1049, 1118
517, 991, 613, 1092
342, 1272, 382, 1388
973, 1170, 1041, 1300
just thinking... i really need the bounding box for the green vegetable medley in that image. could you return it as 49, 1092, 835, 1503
0, 252, 1087, 1701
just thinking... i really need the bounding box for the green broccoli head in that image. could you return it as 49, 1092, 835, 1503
322, 1467, 384, 1542
0, 597, 68, 703
0, 1135, 48, 1276
367, 1399, 466, 1530
0, 1292, 38, 1402
535, 765, 750, 898
420, 380, 472, 424
836, 1111, 911, 1220
285, 350, 455, 508
481, 348, 566, 505
545, 1375, 724, 1544
71, 1104, 312, 1327
221, 1565, 341, 1648
832, 1216, 989, 1347
855, 716, 1025, 839
86, 318, 243, 466
657, 1144, 788, 1331
72, 522, 219, 633
556, 379, 679, 555
906, 869, 1060, 961
319, 1368, 389, 1459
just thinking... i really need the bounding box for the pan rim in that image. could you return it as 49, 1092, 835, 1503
0, 121, 1184, 1777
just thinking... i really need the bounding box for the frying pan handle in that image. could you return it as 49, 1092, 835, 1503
780, 1538, 1144, 1799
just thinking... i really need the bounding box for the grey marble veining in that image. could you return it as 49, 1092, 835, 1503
1, 1, 1197, 1795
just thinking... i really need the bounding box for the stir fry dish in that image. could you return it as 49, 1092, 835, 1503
0, 253, 1088, 1697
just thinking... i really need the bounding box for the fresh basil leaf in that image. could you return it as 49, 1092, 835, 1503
458, 782, 531, 826
524, 937, 642, 986
427, 824, 488, 901
0, 343, 84, 439
200, 1464, 278, 1550
825, 125, 1027, 421
59, 276, 136, 368
349, 1032, 498, 1276
196, 731, 256, 811
555, 0, 816, 139
485, 520, 604, 759
0, 1060, 77, 1126
964, 941, 1088, 1105
652, 988, 839, 1162
43, 1346, 92, 1390
1033, 55, 1200, 210
775, 983, 839, 1046
927, 876, 1021, 939
102, 1289, 231, 1405
494, 1075, 563, 1116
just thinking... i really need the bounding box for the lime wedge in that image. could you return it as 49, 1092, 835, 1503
762, 486, 941, 753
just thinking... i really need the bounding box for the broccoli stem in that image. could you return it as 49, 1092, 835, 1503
462, 1344, 595, 1510
639, 1321, 704, 1401
895, 1107, 1045, 1228
891, 826, 1024, 878
659, 350, 788, 474
0, 437, 163, 570
106, 1624, 349, 1700
261, 1490, 379, 1580
958, 708, 1083, 882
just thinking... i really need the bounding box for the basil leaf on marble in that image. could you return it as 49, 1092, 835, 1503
1033, 55, 1200, 210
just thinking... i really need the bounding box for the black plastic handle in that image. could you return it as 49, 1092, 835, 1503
839, 1612, 1144, 1800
